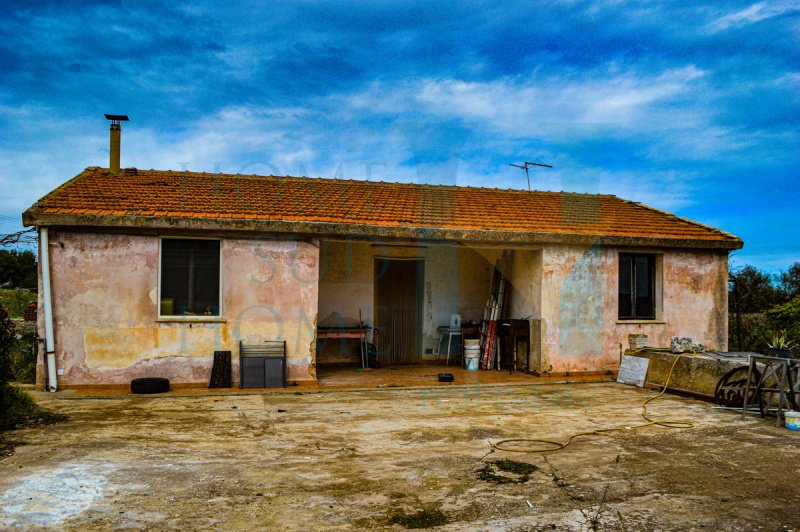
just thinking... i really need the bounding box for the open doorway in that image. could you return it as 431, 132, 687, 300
373, 257, 424, 365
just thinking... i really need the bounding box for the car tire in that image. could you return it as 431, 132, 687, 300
131, 377, 170, 394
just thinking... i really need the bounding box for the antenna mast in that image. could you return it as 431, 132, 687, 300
509, 161, 553, 190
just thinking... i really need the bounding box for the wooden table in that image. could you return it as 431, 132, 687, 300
497, 319, 531, 373
317, 327, 369, 368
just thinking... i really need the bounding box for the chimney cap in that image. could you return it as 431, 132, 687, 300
104, 114, 129, 122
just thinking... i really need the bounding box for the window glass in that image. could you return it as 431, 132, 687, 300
161, 239, 220, 316
619, 253, 655, 319
618, 255, 633, 318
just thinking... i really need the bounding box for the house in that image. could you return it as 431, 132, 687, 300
22, 135, 742, 390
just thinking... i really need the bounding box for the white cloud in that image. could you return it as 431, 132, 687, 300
708, 0, 800, 32
346, 66, 707, 139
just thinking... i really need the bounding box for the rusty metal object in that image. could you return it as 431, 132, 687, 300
715, 365, 761, 407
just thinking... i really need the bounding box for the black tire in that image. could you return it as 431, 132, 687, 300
131, 377, 170, 394
438, 373, 454, 383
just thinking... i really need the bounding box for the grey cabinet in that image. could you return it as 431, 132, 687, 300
239, 340, 286, 388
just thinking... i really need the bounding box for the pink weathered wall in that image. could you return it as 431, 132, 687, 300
39, 231, 319, 387
36, 230, 728, 385
536, 244, 729, 373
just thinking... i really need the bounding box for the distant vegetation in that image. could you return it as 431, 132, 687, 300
729, 262, 800, 354
0, 235, 65, 432
0, 249, 37, 290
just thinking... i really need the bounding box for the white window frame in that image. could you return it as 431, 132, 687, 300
157, 237, 224, 322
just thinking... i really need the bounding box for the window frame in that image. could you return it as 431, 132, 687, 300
618, 252, 661, 321
157, 237, 223, 320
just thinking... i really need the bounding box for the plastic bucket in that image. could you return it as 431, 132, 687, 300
785, 411, 800, 431
465, 357, 479, 370
464, 347, 480, 358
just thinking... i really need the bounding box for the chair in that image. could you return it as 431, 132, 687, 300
239, 339, 286, 388
436, 326, 461, 367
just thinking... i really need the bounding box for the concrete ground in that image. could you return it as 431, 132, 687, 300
1, 382, 798, 531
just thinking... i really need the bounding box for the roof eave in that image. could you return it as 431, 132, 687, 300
23, 210, 744, 251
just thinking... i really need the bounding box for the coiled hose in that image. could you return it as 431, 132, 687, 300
492, 351, 694, 453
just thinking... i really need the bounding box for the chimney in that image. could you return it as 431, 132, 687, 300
104, 114, 129, 174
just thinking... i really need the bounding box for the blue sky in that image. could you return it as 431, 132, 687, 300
0, 0, 798, 272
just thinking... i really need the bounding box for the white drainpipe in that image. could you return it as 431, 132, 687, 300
40, 227, 57, 392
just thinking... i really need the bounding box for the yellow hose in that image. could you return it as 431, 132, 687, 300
493, 352, 694, 453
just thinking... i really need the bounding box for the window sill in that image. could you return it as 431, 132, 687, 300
157, 317, 226, 323
616, 319, 666, 325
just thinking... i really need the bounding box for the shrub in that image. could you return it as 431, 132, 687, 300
767, 296, 800, 351
0, 288, 37, 319
0, 308, 65, 431
728, 312, 773, 352
11, 331, 37, 384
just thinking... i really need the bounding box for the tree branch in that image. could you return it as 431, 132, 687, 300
0, 228, 37, 248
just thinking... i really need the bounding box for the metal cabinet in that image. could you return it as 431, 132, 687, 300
239, 340, 286, 388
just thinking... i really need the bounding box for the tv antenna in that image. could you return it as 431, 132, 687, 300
509, 161, 553, 190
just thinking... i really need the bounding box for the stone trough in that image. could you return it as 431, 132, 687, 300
631, 349, 756, 400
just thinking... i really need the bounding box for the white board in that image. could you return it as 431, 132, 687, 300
617, 355, 650, 387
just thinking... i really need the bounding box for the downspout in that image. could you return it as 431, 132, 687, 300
40, 227, 57, 392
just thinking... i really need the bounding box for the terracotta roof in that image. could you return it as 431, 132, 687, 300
23, 167, 742, 249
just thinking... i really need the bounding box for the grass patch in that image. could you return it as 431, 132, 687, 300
388, 507, 449, 529
0, 383, 68, 432
476, 459, 538, 484
0, 289, 36, 319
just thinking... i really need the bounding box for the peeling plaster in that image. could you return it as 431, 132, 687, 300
40, 230, 728, 386
45, 231, 319, 386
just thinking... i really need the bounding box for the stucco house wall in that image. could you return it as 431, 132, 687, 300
535, 244, 729, 374
37, 231, 319, 387
25, 168, 741, 388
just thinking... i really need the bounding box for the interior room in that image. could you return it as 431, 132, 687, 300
315, 238, 542, 382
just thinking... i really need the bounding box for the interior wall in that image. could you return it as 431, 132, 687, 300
317, 239, 502, 363
506, 249, 543, 370
507, 249, 542, 320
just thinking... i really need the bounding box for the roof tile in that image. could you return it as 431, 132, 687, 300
26, 167, 741, 245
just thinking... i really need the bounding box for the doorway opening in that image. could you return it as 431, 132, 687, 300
373, 257, 424, 365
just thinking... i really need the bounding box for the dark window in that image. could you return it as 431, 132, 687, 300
618, 253, 656, 319
160, 239, 220, 316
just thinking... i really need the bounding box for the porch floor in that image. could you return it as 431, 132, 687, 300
316, 362, 611, 388
62, 362, 616, 398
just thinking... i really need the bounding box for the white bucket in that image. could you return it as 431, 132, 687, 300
465, 357, 479, 370
464, 347, 480, 358
785, 411, 800, 431
464, 339, 480, 348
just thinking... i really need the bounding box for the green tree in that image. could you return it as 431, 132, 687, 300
0, 250, 37, 289
778, 262, 800, 301
729, 265, 779, 313
729, 264, 783, 351
767, 296, 800, 344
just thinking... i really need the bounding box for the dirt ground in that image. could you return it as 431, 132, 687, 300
1, 382, 798, 531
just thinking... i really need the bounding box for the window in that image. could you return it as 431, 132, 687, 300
160, 239, 221, 316
618, 253, 656, 320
